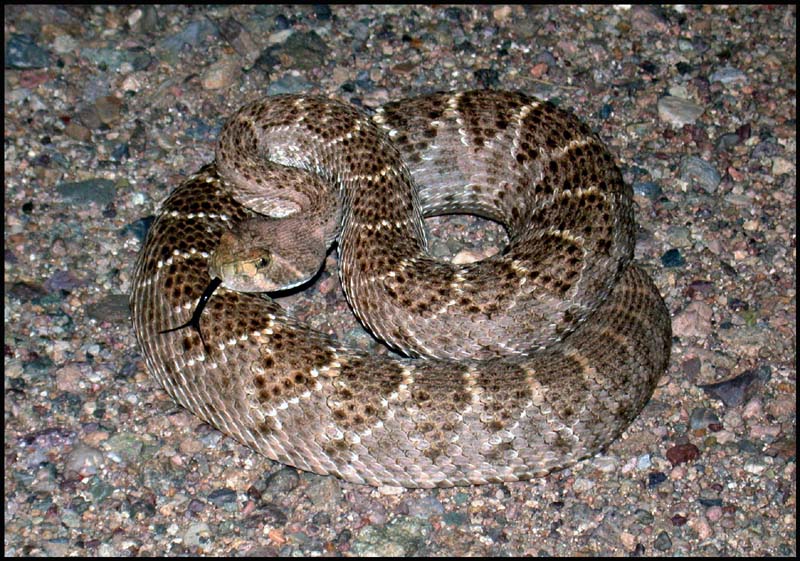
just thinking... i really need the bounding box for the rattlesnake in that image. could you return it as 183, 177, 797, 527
130, 90, 671, 488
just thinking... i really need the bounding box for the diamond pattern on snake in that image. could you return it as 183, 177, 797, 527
130, 90, 671, 488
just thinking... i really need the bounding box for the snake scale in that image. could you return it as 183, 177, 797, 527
130, 90, 671, 488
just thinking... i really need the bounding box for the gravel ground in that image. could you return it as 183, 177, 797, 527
4, 5, 795, 556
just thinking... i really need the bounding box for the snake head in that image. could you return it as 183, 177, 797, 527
209, 217, 327, 293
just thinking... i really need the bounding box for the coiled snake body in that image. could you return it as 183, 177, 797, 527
130, 91, 671, 488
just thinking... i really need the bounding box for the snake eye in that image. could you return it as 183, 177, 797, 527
256, 256, 270, 269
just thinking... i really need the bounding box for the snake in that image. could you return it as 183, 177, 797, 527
130, 90, 671, 488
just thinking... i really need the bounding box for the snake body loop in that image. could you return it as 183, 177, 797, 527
130, 91, 671, 488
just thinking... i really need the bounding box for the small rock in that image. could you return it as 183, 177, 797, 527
313, 4, 332, 20
55, 364, 83, 393
743, 459, 768, 475
771, 157, 794, 176
104, 432, 144, 464
262, 467, 301, 497
672, 301, 713, 338
201, 57, 240, 90
648, 471, 667, 487
572, 477, 595, 493
742, 397, 762, 419
492, 5, 513, 21
679, 156, 721, 193
65, 444, 105, 477
666, 443, 700, 466
94, 96, 123, 125
52, 33, 79, 55
661, 248, 686, 268
65, 122, 93, 142
700, 368, 769, 407
653, 530, 672, 551
689, 407, 720, 430
709, 66, 747, 84
45, 270, 86, 292
56, 178, 117, 206
267, 74, 314, 95
351, 516, 430, 556
84, 294, 131, 323
5, 33, 51, 69
706, 505, 723, 522
671, 513, 688, 526
183, 522, 212, 551
207, 488, 238, 508
767, 395, 795, 418
657, 95, 704, 127
275, 30, 329, 70
692, 516, 713, 539
302, 473, 341, 507
633, 181, 662, 199
404, 495, 444, 518
751, 140, 781, 159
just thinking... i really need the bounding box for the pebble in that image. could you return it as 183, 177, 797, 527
105, 433, 144, 465
706, 505, 723, 522
665, 225, 692, 248
679, 156, 721, 193
699, 368, 768, 407
273, 30, 329, 71
45, 270, 86, 292
84, 294, 132, 323
52, 33, 79, 55
64, 444, 105, 477
751, 139, 781, 159
572, 477, 595, 493
689, 407, 720, 431
404, 495, 444, 519
673, 300, 713, 338
766, 395, 795, 418
5, 33, 51, 69
716, 132, 742, 151
742, 397, 762, 419
693, 516, 713, 540
657, 95, 704, 127
94, 96, 123, 125
260, 468, 301, 498
56, 179, 117, 206
666, 443, 700, 466
159, 19, 218, 58
207, 488, 238, 509
265, 11, 288, 29
201, 57, 240, 89
64, 122, 93, 142
55, 364, 83, 393
492, 5, 513, 22
660, 248, 685, 267
648, 471, 667, 487
267, 74, 314, 95
302, 474, 341, 507
743, 459, 768, 475
653, 530, 672, 551
633, 181, 661, 199
183, 522, 212, 552
771, 157, 793, 176
709, 66, 747, 84
351, 516, 430, 556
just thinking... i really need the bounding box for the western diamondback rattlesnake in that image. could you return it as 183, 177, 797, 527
130, 90, 671, 488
